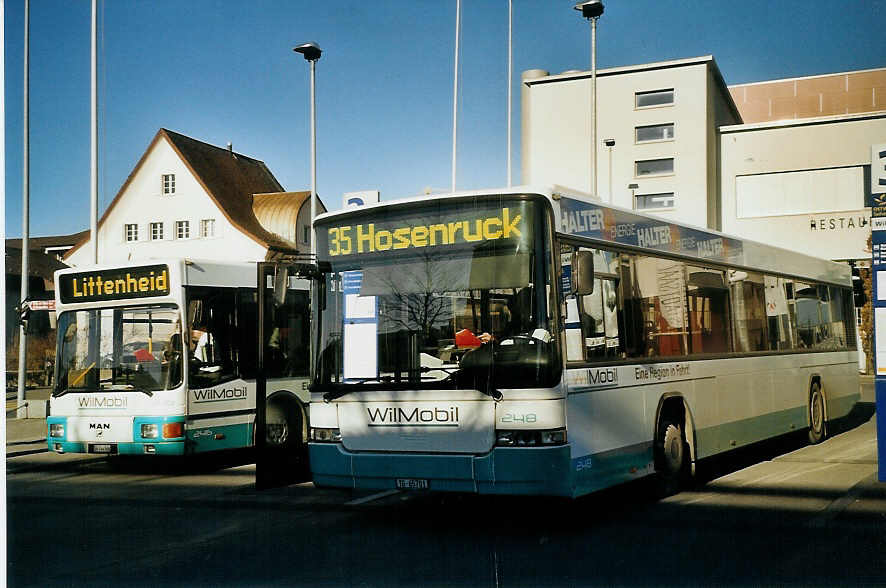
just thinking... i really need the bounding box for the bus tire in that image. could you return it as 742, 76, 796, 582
808, 380, 827, 444
654, 415, 689, 497
266, 395, 302, 450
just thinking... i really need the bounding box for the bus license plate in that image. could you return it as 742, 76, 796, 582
396, 478, 428, 490
88, 443, 117, 454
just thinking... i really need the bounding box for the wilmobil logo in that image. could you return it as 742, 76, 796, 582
192, 386, 248, 403
78, 396, 127, 409
366, 406, 460, 427
587, 367, 618, 387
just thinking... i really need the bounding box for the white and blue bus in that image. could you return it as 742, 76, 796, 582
48, 259, 310, 457
307, 186, 859, 497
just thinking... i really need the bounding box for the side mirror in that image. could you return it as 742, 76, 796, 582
570, 251, 595, 296
273, 267, 290, 307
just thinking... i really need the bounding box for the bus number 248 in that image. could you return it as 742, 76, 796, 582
500, 413, 537, 424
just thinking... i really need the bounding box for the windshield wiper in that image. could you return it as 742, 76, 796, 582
111, 384, 154, 397
322, 377, 396, 402
322, 372, 455, 401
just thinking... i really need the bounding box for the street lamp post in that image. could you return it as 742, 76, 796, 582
574, 1, 604, 198
294, 42, 322, 257
604, 138, 614, 203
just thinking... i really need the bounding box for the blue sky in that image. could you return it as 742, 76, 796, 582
4, 0, 885, 238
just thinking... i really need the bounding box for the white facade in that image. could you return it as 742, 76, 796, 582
521, 56, 740, 229
67, 137, 266, 267
64, 130, 319, 268
720, 113, 886, 261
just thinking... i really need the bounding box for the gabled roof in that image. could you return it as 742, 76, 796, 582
65, 129, 320, 259
5, 247, 68, 280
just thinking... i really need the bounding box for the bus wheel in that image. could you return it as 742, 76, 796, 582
266, 399, 296, 448
808, 381, 827, 444
654, 417, 688, 497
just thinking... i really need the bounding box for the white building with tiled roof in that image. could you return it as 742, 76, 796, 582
65, 129, 325, 266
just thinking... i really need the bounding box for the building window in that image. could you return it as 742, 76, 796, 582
162, 174, 176, 195
636, 123, 674, 143
303, 226, 310, 245
635, 192, 676, 210
176, 220, 190, 239
636, 158, 674, 177
125, 224, 138, 242
151, 222, 164, 241
200, 218, 215, 238
635, 89, 674, 108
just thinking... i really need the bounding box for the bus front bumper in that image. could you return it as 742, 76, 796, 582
309, 443, 573, 497
46, 416, 187, 456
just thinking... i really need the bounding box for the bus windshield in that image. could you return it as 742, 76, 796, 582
314, 196, 560, 393
55, 304, 183, 395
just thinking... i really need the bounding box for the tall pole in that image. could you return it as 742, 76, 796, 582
2, 0, 8, 425
575, 2, 604, 197
451, 0, 460, 193
293, 43, 321, 257
90, 0, 98, 263
309, 58, 317, 257
590, 16, 598, 197
17, 0, 30, 415
507, 0, 512, 188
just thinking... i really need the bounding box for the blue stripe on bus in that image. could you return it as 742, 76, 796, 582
571, 442, 654, 496
187, 422, 253, 453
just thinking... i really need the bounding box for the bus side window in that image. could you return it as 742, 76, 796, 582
621, 253, 689, 359
765, 276, 796, 351
187, 288, 237, 389
578, 277, 622, 358
793, 282, 821, 349
686, 266, 730, 354
266, 289, 310, 378
237, 290, 258, 379
560, 245, 623, 362
728, 270, 768, 353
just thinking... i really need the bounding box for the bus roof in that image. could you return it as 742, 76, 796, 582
55, 258, 259, 287
314, 185, 850, 285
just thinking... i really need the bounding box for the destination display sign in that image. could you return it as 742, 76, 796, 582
559, 197, 743, 264
58, 264, 170, 303
318, 198, 534, 259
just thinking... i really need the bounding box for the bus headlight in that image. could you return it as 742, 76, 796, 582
49, 423, 65, 438
310, 428, 341, 443
141, 424, 159, 439
496, 428, 566, 447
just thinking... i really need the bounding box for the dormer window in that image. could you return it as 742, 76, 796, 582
162, 174, 176, 195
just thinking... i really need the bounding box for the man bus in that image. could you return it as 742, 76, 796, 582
48, 259, 310, 457
306, 186, 859, 497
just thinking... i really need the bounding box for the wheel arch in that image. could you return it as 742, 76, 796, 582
265, 389, 309, 445
653, 392, 698, 477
